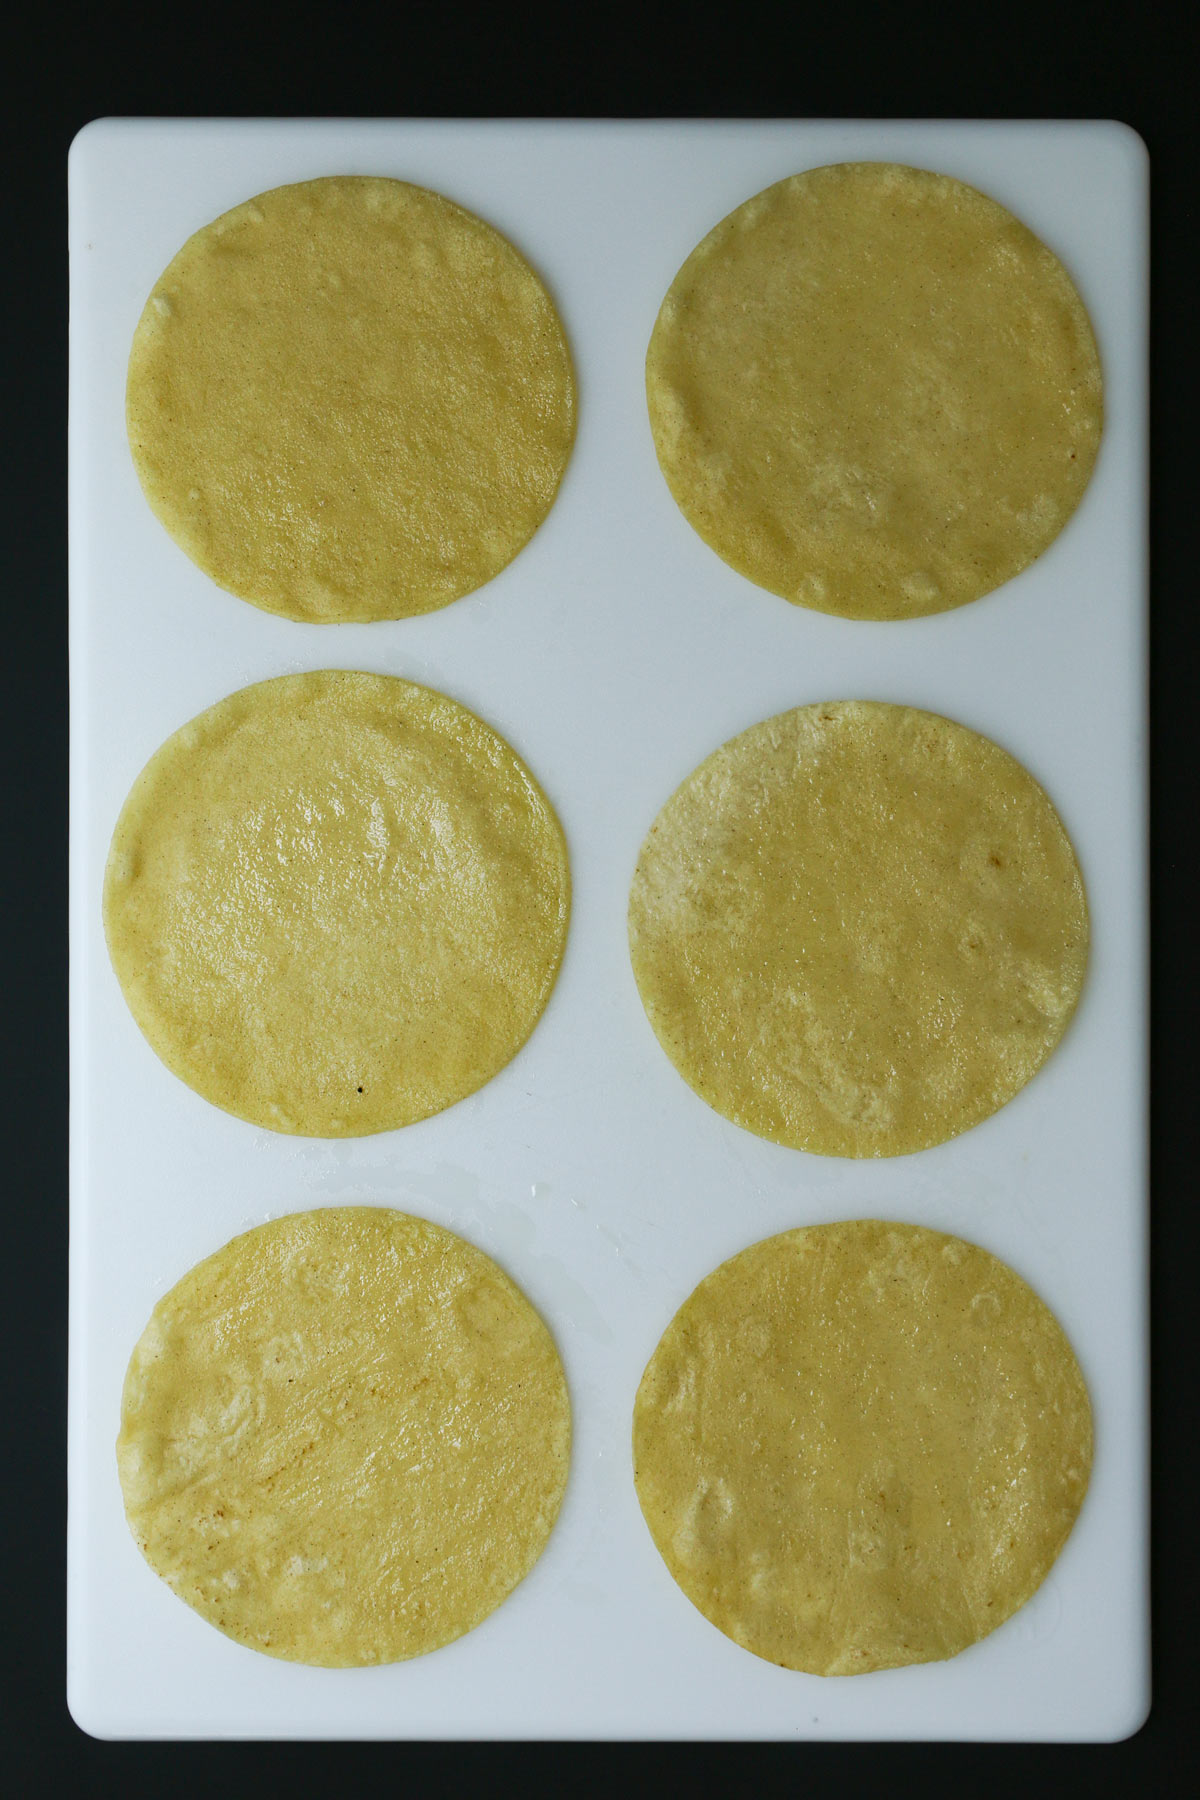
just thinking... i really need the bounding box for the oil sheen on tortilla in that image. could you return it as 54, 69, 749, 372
646, 162, 1102, 619
633, 1220, 1092, 1675
118, 1207, 571, 1666
628, 701, 1087, 1157
127, 176, 575, 622
103, 671, 570, 1135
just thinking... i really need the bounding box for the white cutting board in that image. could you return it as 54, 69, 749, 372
68, 118, 1149, 1741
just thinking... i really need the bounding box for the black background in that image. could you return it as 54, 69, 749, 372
5, 2, 1195, 1792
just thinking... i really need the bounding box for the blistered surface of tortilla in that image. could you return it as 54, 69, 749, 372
628, 701, 1087, 1156
646, 162, 1102, 619
118, 1208, 571, 1665
127, 176, 575, 621
104, 671, 570, 1135
633, 1220, 1092, 1674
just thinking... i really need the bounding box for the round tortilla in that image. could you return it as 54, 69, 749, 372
118, 1207, 571, 1666
633, 1220, 1092, 1675
127, 176, 575, 622
104, 670, 570, 1135
628, 701, 1087, 1157
646, 162, 1102, 620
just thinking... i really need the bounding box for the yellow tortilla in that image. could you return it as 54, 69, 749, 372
633, 1220, 1092, 1675
646, 162, 1102, 619
118, 1208, 571, 1666
628, 701, 1087, 1157
127, 176, 575, 622
104, 671, 570, 1135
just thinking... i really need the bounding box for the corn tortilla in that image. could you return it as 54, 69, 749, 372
633, 1220, 1092, 1675
104, 671, 570, 1135
118, 1207, 571, 1666
646, 162, 1102, 619
628, 701, 1087, 1156
127, 176, 575, 622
